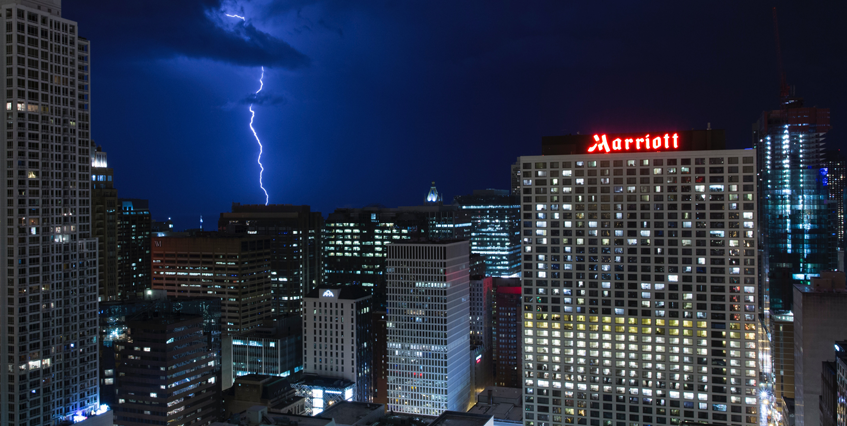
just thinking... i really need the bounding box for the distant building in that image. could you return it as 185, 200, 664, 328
770, 311, 796, 422
301, 286, 373, 414
91, 146, 119, 301
222, 315, 303, 389
112, 312, 219, 426
429, 411, 494, 426
822, 360, 838, 426
493, 281, 521, 388
833, 342, 847, 426
117, 198, 151, 299
219, 203, 323, 315
372, 308, 389, 406
454, 189, 521, 277
467, 386, 523, 426
794, 272, 847, 426
386, 240, 471, 416
151, 233, 273, 334
470, 277, 493, 349
823, 149, 847, 250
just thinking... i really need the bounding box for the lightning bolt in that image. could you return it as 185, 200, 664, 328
249, 67, 269, 205
226, 12, 269, 205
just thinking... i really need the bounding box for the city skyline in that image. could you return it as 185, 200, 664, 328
60, 1, 847, 226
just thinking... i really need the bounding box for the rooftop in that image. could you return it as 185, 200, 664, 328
319, 401, 384, 425
305, 286, 371, 300
429, 411, 493, 426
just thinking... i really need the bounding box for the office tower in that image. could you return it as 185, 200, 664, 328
219, 203, 323, 315
493, 280, 521, 388
222, 315, 303, 389
754, 91, 835, 313
300, 286, 372, 414
455, 189, 521, 277
223, 375, 305, 418
99, 294, 222, 408
793, 272, 847, 426
823, 150, 847, 250
386, 240, 471, 416
91, 146, 117, 301
470, 276, 493, 349
116, 198, 151, 299
151, 233, 273, 334
0, 1, 110, 424
770, 312, 795, 410
520, 131, 761, 426
112, 312, 219, 426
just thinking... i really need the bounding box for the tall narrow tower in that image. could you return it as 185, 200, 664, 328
0, 1, 105, 425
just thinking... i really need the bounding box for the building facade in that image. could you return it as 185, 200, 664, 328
91, 146, 117, 301
0, 1, 109, 424
519, 139, 761, 426
494, 282, 522, 388
455, 189, 521, 277
386, 240, 471, 416
793, 273, 847, 426
151, 233, 273, 335
301, 286, 373, 413
112, 312, 219, 426
117, 198, 151, 300
754, 98, 836, 312
218, 203, 323, 315
222, 315, 303, 389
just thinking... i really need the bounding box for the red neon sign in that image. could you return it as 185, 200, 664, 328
587, 133, 679, 153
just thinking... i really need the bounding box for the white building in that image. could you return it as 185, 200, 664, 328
386, 240, 472, 416
0, 1, 108, 425
519, 140, 761, 426
302, 286, 373, 414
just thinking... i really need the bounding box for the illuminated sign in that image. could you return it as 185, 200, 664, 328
322, 290, 335, 298
588, 133, 679, 154
476, 354, 482, 364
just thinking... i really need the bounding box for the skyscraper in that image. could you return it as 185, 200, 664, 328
218, 203, 323, 315
455, 189, 521, 277
520, 131, 761, 426
116, 198, 151, 299
0, 1, 109, 424
386, 240, 472, 416
91, 146, 117, 301
754, 92, 835, 313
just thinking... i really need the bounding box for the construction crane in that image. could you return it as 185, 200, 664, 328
772, 7, 791, 105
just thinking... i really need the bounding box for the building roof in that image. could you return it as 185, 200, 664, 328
319, 401, 384, 425
305, 286, 371, 300
300, 375, 355, 390
429, 411, 493, 426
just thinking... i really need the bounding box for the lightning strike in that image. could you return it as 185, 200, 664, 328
249, 66, 269, 205
226, 12, 269, 205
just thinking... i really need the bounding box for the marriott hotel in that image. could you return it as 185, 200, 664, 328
517, 130, 761, 426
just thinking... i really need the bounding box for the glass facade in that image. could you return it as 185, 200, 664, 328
455, 189, 521, 277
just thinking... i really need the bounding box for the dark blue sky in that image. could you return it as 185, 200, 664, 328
64, 1, 847, 229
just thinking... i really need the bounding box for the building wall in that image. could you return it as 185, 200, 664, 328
519, 150, 761, 426
223, 316, 303, 389
494, 285, 521, 388
372, 309, 388, 406
794, 284, 847, 426
386, 241, 471, 416
822, 361, 838, 426
771, 314, 795, 399
455, 190, 521, 277
0, 3, 101, 424
151, 234, 273, 335
117, 199, 151, 300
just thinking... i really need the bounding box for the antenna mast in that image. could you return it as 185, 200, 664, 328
772, 7, 790, 105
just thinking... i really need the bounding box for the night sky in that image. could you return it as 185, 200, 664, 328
63, 1, 847, 229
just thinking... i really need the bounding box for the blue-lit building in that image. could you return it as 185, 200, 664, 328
754, 93, 836, 312
454, 189, 520, 277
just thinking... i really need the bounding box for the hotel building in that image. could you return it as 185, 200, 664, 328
519, 130, 761, 426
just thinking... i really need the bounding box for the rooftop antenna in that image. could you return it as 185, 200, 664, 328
772, 7, 791, 106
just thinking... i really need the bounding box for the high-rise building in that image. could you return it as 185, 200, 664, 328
151, 233, 273, 335
455, 189, 521, 277
823, 149, 847, 250
116, 198, 151, 299
0, 1, 110, 424
91, 146, 117, 301
470, 276, 493, 349
112, 312, 219, 426
222, 315, 303, 389
754, 92, 835, 313
520, 131, 761, 426
372, 308, 388, 406
300, 286, 373, 414
793, 272, 847, 426
493, 280, 521, 388
822, 360, 838, 426
386, 240, 472, 416
219, 203, 323, 315
831, 342, 847, 426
